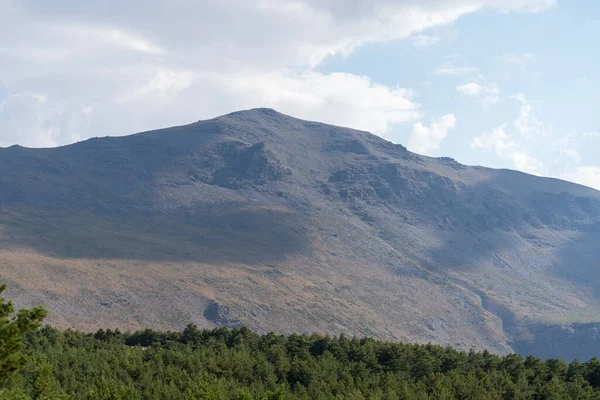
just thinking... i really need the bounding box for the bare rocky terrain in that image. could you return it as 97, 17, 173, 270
1, 108, 600, 360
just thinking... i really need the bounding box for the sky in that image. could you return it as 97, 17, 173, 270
1, 0, 599, 190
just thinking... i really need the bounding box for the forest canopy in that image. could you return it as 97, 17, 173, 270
0, 324, 599, 399
2, 284, 600, 399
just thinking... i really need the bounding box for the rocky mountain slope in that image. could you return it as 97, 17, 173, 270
1, 108, 600, 360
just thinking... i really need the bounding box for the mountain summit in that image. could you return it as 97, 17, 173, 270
2, 109, 600, 360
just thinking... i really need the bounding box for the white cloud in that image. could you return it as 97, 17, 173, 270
117, 68, 195, 104
216, 70, 422, 135
510, 94, 551, 138
435, 53, 478, 76
553, 132, 600, 190
554, 131, 600, 167
408, 114, 456, 155
510, 150, 546, 175
562, 167, 600, 191
456, 83, 485, 97
562, 148, 582, 163
411, 35, 441, 47
456, 82, 500, 106
471, 92, 596, 181
0, 91, 89, 148
485, 0, 556, 13
0, 70, 421, 147
472, 124, 546, 176
556, 133, 582, 163
58, 25, 168, 56
0, 0, 557, 147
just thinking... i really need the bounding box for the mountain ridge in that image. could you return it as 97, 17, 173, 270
1, 108, 600, 361
3, 107, 597, 197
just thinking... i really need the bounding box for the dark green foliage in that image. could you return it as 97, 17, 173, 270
0, 283, 46, 385
1, 324, 600, 399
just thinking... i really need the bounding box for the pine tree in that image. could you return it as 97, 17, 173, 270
0, 283, 46, 385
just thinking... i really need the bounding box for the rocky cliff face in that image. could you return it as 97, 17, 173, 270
1, 108, 599, 359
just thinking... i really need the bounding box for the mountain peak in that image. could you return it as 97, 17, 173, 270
216, 107, 288, 121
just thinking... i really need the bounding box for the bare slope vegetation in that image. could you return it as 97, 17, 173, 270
1, 108, 600, 360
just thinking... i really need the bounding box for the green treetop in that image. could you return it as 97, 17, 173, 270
0, 283, 46, 385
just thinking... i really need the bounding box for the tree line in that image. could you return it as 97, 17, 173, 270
2, 285, 600, 399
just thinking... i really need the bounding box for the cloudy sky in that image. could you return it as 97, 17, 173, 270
1, 0, 599, 189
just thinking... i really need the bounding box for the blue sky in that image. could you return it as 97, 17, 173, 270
0, 0, 598, 189
320, 1, 600, 185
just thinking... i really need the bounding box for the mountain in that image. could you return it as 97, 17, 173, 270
1, 108, 600, 361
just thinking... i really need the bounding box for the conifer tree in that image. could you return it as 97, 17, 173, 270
0, 283, 46, 385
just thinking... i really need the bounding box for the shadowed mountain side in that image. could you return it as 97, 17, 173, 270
0, 205, 310, 263
511, 322, 600, 362
1, 108, 600, 360
319, 159, 600, 311
421, 178, 600, 319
